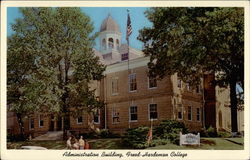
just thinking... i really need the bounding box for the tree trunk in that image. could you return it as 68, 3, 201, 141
230, 78, 238, 133
16, 113, 25, 140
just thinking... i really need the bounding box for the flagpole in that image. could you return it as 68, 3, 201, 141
127, 9, 130, 129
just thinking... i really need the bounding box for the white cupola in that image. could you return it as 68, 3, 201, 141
99, 14, 122, 55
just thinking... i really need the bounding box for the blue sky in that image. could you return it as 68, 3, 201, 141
7, 7, 152, 50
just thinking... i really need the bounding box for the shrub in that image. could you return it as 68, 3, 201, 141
206, 126, 217, 137
122, 126, 149, 149
217, 131, 231, 138
153, 120, 188, 143
98, 129, 120, 138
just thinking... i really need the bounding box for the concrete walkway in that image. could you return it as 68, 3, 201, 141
32, 131, 63, 141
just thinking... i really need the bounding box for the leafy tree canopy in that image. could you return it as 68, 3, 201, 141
138, 7, 243, 88
8, 7, 106, 135
138, 7, 244, 132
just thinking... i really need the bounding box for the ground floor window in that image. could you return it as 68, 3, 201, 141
39, 114, 44, 127
177, 104, 183, 120
149, 104, 158, 120
93, 109, 100, 124
29, 118, 34, 130
188, 106, 192, 121
77, 116, 83, 124
129, 106, 137, 122
112, 107, 120, 123
196, 108, 200, 121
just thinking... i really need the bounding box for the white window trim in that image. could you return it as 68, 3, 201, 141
129, 106, 138, 122
148, 76, 157, 89
29, 118, 34, 130
112, 106, 120, 124
129, 73, 137, 92
38, 114, 43, 128
93, 110, 100, 124
148, 104, 158, 120
177, 105, 183, 120
76, 116, 83, 124
188, 106, 192, 121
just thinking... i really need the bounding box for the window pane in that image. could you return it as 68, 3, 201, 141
129, 74, 137, 91
149, 104, 157, 119
130, 106, 137, 121
188, 106, 192, 120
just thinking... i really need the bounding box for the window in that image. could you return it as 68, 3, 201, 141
196, 85, 200, 93
102, 38, 106, 50
177, 104, 183, 120
39, 114, 44, 127
116, 39, 119, 50
108, 38, 114, 49
93, 110, 100, 124
112, 107, 120, 123
149, 104, 158, 120
177, 78, 182, 88
196, 108, 200, 121
121, 53, 128, 61
129, 106, 138, 122
129, 74, 137, 92
111, 78, 118, 95
148, 76, 157, 88
186, 82, 191, 91
77, 116, 83, 124
29, 118, 34, 130
188, 106, 192, 121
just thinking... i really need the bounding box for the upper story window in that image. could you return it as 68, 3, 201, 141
129, 73, 137, 92
93, 109, 100, 124
77, 116, 83, 124
186, 82, 191, 91
121, 53, 128, 61
108, 38, 114, 49
196, 85, 201, 93
177, 78, 182, 88
129, 106, 138, 122
39, 114, 44, 128
149, 104, 158, 120
188, 106, 192, 121
116, 39, 119, 50
148, 76, 157, 89
111, 77, 118, 95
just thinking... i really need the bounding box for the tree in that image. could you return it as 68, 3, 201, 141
138, 7, 244, 133
7, 7, 106, 139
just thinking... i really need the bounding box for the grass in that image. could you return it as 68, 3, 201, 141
147, 138, 244, 150
7, 138, 125, 150
7, 137, 244, 150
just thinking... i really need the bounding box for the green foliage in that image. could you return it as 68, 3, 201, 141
122, 126, 149, 149
138, 7, 244, 132
8, 7, 106, 135
217, 131, 231, 138
153, 120, 188, 143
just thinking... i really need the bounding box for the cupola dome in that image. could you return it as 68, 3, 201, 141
100, 14, 120, 32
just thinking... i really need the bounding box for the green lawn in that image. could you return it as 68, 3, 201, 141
147, 138, 244, 150
7, 138, 243, 150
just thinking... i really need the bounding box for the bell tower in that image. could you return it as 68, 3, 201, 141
99, 14, 122, 55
